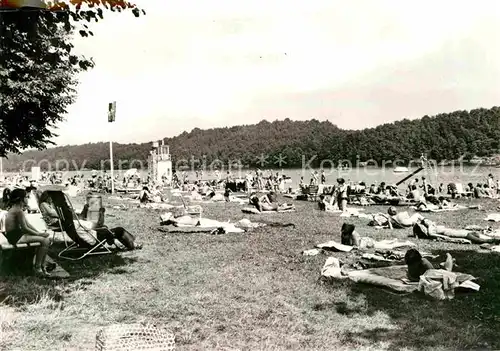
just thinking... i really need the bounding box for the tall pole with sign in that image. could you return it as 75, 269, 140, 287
108, 101, 116, 194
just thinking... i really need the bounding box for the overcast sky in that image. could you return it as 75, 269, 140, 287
52, 0, 500, 146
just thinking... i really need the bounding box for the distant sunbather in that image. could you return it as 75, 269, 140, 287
369, 207, 424, 229
249, 192, 294, 212
413, 219, 500, 244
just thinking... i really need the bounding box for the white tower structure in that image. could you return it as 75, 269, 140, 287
148, 140, 172, 185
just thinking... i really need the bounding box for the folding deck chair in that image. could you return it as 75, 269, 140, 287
44, 190, 113, 261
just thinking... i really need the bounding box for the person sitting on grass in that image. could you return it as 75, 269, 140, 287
139, 186, 152, 203
318, 194, 331, 211
224, 187, 232, 202
4, 189, 52, 278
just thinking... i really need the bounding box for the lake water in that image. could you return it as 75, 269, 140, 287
3, 165, 499, 189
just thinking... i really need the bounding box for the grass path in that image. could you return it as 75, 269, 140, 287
1, 197, 500, 350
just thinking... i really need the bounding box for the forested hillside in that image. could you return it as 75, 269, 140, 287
3, 106, 500, 171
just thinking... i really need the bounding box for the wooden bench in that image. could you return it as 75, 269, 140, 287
0, 213, 48, 272
0, 233, 41, 273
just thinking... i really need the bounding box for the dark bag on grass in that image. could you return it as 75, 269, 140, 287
413, 223, 429, 239
112, 227, 136, 250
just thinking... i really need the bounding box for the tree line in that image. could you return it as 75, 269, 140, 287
3, 106, 500, 172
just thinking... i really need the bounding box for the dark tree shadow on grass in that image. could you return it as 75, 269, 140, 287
0, 245, 138, 307
323, 249, 500, 350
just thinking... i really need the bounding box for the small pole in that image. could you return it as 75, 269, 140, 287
108, 101, 117, 194
110, 141, 114, 194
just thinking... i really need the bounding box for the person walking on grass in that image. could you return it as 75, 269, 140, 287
3, 189, 52, 277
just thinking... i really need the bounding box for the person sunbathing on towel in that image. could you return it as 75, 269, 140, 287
413, 219, 500, 244
339, 223, 416, 250
249, 192, 294, 212
405, 249, 455, 282
4, 189, 52, 277
369, 207, 424, 229
387, 207, 424, 228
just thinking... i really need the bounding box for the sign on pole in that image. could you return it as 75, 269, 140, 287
108, 101, 116, 194
108, 101, 116, 122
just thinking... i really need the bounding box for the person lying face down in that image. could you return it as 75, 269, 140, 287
404, 248, 434, 282
405, 249, 455, 282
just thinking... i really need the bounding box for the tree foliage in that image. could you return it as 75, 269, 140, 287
3, 106, 500, 171
0, 0, 144, 157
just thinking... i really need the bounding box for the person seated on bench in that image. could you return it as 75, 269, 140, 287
4, 189, 52, 277
1, 188, 11, 210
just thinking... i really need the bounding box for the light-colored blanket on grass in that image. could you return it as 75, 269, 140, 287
486, 213, 500, 222
241, 207, 296, 214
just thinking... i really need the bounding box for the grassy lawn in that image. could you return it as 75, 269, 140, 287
1, 195, 500, 350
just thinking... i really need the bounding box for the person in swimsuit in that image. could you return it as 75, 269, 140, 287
4, 189, 51, 277
336, 178, 348, 211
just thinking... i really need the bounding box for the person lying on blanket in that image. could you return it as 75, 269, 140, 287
369, 207, 424, 229
249, 192, 294, 212
405, 249, 455, 282
413, 218, 500, 244
4, 189, 52, 278
338, 223, 415, 250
